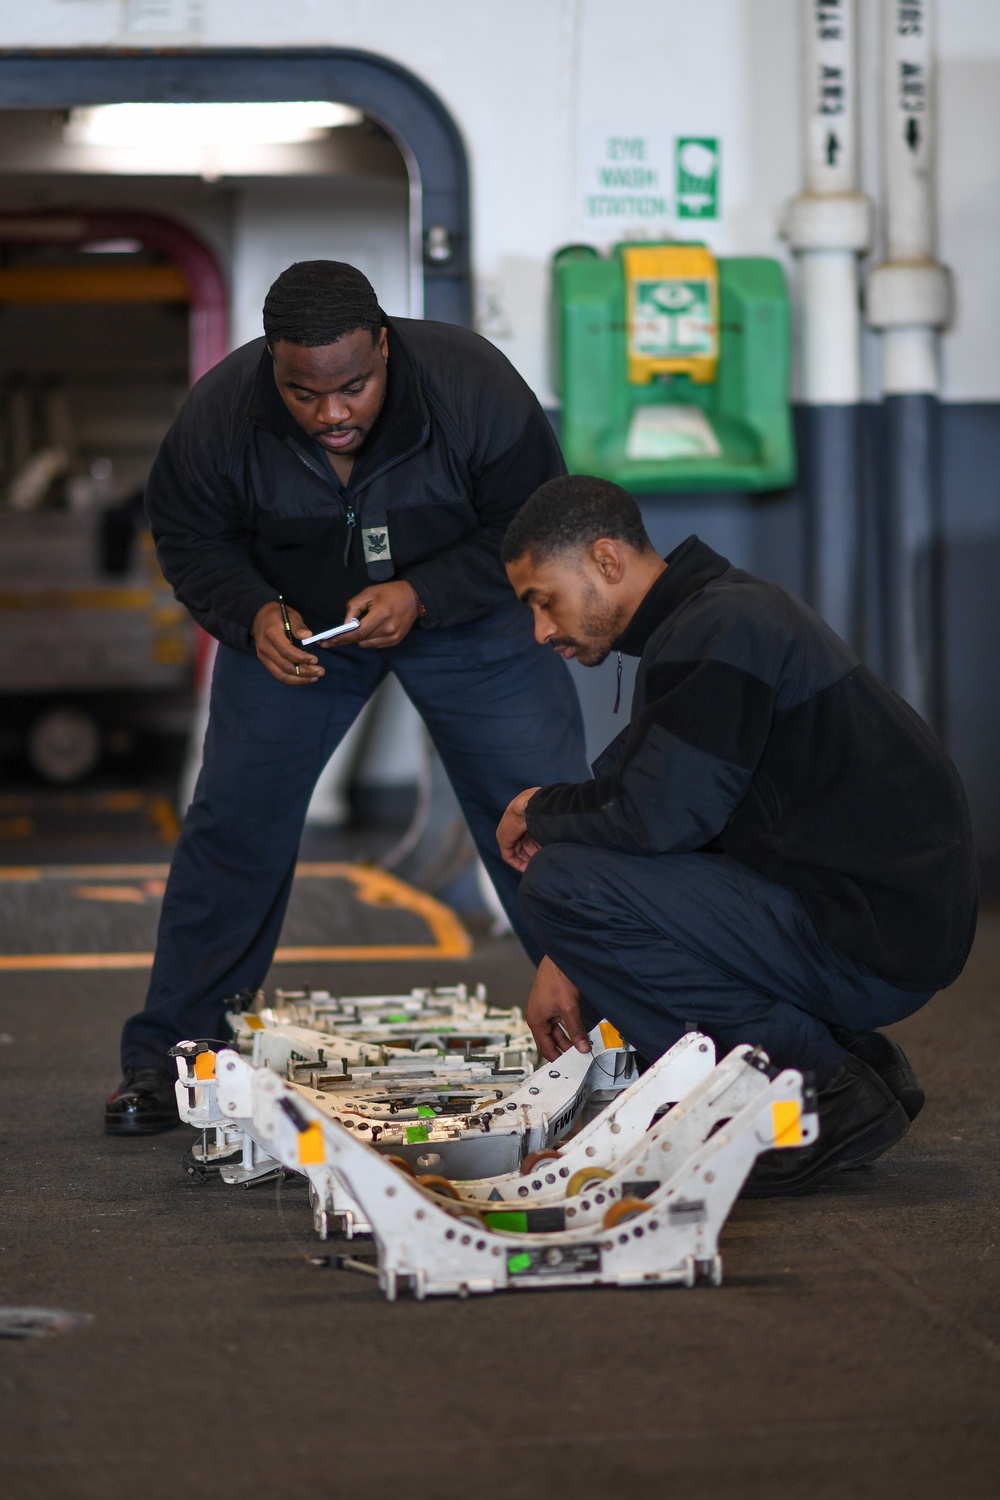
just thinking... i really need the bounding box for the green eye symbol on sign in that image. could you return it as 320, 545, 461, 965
675, 137, 720, 219
650, 282, 696, 311
632, 277, 714, 357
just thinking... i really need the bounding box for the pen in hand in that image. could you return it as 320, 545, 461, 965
278, 595, 300, 677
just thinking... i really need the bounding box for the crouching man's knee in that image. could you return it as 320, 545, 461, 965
519, 842, 580, 919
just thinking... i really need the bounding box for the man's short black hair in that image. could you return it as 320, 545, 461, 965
263, 260, 384, 347
502, 474, 653, 566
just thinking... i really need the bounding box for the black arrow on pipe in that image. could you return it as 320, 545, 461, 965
825, 132, 840, 166
905, 116, 921, 152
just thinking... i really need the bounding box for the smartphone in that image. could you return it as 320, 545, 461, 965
299, 618, 362, 647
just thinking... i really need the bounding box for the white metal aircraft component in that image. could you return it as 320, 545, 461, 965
452, 1031, 716, 1204
254, 1050, 818, 1299
302, 1032, 717, 1235
186, 1021, 640, 1210
470, 1044, 791, 1232
173, 1041, 284, 1185
176, 981, 538, 1183
251, 1036, 733, 1239
230, 982, 533, 1061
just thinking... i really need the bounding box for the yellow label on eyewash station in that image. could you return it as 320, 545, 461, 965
622, 243, 719, 385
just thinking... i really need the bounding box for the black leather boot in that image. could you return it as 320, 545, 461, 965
830, 1027, 925, 1122
104, 1068, 181, 1136
743, 1054, 910, 1197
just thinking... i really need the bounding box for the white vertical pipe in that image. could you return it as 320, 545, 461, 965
784, 0, 873, 642
803, 0, 860, 199
882, 0, 934, 263
797, 247, 864, 404
866, 0, 951, 723
786, 0, 872, 405
867, 0, 951, 395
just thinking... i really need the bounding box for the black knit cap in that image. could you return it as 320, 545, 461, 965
262, 260, 384, 347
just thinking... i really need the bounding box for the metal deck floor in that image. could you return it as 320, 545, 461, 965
0, 893, 997, 1499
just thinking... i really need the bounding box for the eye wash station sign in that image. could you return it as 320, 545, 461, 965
579, 132, 721, 231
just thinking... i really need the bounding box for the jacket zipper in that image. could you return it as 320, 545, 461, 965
285, 437, 357, 564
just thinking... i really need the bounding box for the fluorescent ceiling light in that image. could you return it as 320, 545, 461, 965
65, 102, 363, 149
81, 239, 143, 254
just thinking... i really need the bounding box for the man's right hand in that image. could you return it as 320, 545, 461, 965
251, 601, 324, 684
525, 956, 592, 1062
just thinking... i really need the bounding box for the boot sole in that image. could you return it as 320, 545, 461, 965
104, 1112, 182, 1137
882, 1075, 925, 1123
743, 1100, 910, 1198
846, 1036, 925, 1124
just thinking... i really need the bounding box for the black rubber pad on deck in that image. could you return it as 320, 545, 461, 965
0, 862, 469, 967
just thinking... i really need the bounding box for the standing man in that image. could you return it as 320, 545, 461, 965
105, 261, 587, 1135
497, 475, 977, 1194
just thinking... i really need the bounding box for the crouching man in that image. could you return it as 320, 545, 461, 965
497, 475, 978, 1194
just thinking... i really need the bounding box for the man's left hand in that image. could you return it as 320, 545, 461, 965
343, 580, 422, 649
497, 787, 542, 871
525, 957, 592, 1061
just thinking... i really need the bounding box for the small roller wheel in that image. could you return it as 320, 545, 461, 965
27, 706, 102, 785
519, 1148, 562, 1176
385, 1155, 418, 1178
565, 1166, 612, 1198
602, 1196, 649, 1229
414, 1173, 462, 1200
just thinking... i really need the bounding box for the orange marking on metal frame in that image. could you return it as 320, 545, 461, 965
297, 1123, 325, 1166
598, 1020, 625, 1050
193, 1051, 216, 1080
771, 1099, 803, 1148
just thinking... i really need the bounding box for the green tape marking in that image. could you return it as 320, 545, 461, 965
507, 1251, 532, 1274
485, 1211, 529, 1233
405, 1124, 430, 1144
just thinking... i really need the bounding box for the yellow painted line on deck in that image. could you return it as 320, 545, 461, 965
0, 864, 170, 880
0, 860, 471, 970
0, 952, 157, 971
0, 587, 156, 611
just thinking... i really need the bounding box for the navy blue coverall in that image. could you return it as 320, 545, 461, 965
122, 319, 587, 1070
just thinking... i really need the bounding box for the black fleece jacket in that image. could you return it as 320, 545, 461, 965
526, 537, 978, 992
145, 318, 564, 649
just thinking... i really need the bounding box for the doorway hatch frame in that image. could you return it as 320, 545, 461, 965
0, 48, 472, 328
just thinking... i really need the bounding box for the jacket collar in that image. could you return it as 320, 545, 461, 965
247, 316, 430, 486
615, 535, 731, 656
